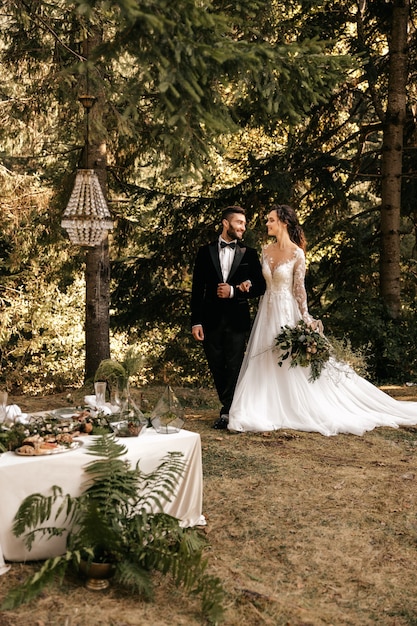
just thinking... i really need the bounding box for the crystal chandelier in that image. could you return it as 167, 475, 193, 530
61, 169, 113, 247
61, 90, 113, 247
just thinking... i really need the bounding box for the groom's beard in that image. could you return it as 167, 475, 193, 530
227, 227, 243, 241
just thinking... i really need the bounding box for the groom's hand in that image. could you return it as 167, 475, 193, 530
192, 325, 204, 341
217, 283, 231, 298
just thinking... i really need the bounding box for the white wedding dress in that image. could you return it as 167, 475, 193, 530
228, 247, 417, 436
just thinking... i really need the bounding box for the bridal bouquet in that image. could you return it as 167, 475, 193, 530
275, 320, 331, 382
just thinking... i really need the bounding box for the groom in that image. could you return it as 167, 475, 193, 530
191, 206, 266, 429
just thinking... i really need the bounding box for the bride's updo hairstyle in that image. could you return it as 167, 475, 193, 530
271, 204, 306, 252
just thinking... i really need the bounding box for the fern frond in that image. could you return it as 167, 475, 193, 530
128, 514, 224, 624
121, 347, 144, 379
12, 486, 62, 535
196, 572, 225, 624
114, 559, 154, 599
135, 451, 186, 511
1, 550, 77, 610
84, 432, 127, 459
12, 487, 79, 550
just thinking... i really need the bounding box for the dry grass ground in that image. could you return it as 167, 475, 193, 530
1, 385, 417, 626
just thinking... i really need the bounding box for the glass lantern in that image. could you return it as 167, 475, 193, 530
150, 386, 185, 434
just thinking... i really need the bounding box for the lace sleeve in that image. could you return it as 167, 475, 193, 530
293, 249, 315, 326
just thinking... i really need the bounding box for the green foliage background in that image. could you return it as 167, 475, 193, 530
1, 0, 417, 392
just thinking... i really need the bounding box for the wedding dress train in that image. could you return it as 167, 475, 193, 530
228, 247, 417, 436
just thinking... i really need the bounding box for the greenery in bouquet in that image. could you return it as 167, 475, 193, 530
275, 319, 331, 382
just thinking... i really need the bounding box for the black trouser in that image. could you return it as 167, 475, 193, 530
203, 317, 246, 415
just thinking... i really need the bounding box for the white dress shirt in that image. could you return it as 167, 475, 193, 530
219, 237, 236, 281
219, 237, 236, 297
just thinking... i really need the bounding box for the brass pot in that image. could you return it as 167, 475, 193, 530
79, 559, 116, 590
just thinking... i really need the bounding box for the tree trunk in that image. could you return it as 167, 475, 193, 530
83, 32, 111, 382
85, 237, 111, 382
379, 0, 409, 319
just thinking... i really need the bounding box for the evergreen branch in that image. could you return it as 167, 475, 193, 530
15, 0, 86, 62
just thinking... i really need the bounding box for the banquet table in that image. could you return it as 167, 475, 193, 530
0, 428, 204, 565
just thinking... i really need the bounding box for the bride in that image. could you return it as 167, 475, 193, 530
228, 204, 417, 436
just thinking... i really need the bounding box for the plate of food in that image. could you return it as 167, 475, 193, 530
14, 434, 82, 456
51, 407, 89, 419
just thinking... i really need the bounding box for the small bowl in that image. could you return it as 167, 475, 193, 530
110, 420, 146, 437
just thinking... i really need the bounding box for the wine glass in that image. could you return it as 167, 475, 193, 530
0, 390, 8, 425
94, 382, 107, 410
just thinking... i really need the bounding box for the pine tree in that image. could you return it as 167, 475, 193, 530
0, 0, 352, 385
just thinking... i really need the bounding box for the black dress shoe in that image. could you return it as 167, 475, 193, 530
212, 416, 229, 429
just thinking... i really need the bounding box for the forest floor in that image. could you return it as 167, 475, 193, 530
1, 384, 417, 626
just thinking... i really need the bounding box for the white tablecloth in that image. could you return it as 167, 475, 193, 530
0, 428, 204, 563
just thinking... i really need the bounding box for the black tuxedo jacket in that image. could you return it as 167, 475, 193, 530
191, 240, 266, 333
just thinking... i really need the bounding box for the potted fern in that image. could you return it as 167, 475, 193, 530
2, 434, 224, 623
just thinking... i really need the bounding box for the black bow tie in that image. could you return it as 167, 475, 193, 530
220, 241, 236, 250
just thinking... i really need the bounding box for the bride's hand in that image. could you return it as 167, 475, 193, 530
311, 319, 324, 334
238, 280, 252, 293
